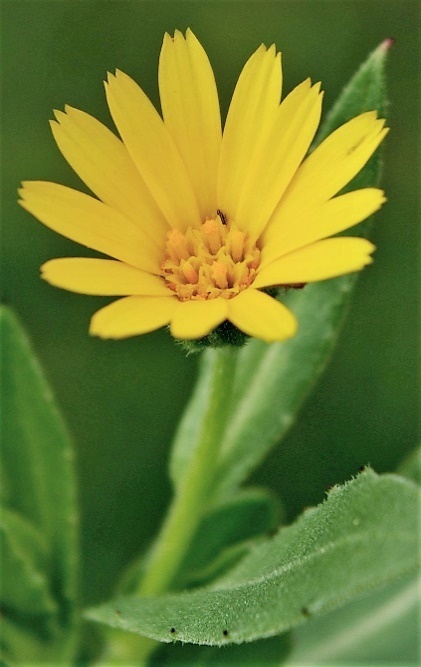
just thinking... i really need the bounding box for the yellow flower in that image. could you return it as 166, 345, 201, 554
19, 29, 388, 344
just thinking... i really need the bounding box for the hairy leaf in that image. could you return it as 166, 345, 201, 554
87, 470, 419, 646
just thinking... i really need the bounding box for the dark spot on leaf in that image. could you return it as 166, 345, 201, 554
359, 465, 367, 472
115, 610, 122, 616
170, 627, 176, 634
301, 607, 311, 617
223, 629, 229, 636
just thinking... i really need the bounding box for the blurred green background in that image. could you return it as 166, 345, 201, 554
2, 0, 419, 609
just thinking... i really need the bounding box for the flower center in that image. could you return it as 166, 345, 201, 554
161, 212, 261, 301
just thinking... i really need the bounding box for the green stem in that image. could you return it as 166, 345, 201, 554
137, 345, 238, 596
101, 346, 238, 664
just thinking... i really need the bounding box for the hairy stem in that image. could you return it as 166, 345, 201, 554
138, 346, 238, 596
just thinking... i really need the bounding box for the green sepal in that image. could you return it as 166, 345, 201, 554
176, 320, 249, 354
174, 288, 292, 354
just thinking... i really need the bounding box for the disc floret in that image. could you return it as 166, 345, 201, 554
162, 212, 261, 301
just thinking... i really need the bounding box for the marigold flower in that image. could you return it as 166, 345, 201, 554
19, 29, 388, 343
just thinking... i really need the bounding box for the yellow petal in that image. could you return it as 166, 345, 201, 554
228, 289, 297, 343
105, 70, 201, 230
51, 106, 169, 245
170, 298, 228, 339
262, 188, 386, 267
254, 237, 375, 288
217, 44, 282, 222
41, 258, 171, 296
276, 112, 388, 221
90, 295, 177, 339
159, 29, 222, 220
236, 80, 323, 240
19, 181, 161, 274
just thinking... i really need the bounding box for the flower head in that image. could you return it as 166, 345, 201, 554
19, 29, 388, 344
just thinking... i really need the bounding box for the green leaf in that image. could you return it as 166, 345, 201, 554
86, 470, 419, 646
213, 279, 358, 497
0, 305, 79, 662
169, 42, 391, 501
177, 487, 281, 589
0, 507, 57, 617
285, 573, 419, 666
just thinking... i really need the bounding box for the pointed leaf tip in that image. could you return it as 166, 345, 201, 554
380, 38, 395, 51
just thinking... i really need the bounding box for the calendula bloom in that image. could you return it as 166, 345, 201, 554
19, 30, 388, 343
